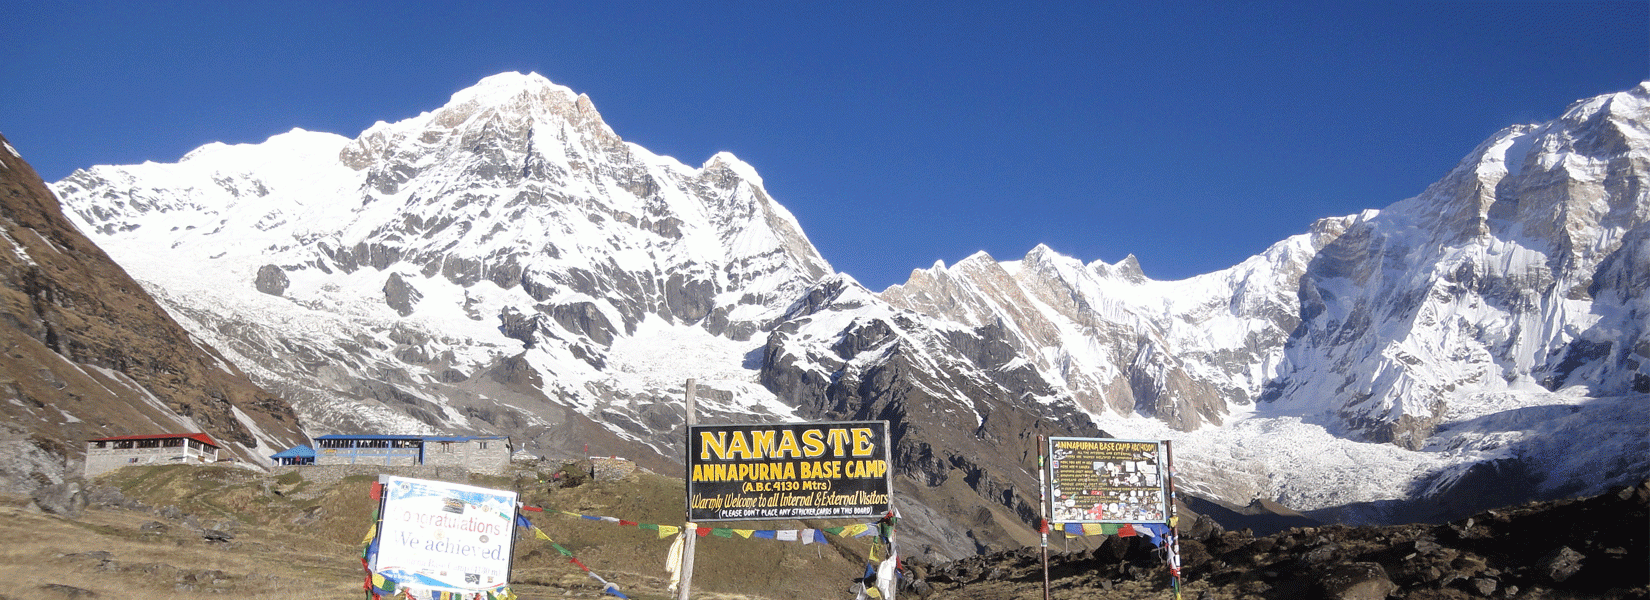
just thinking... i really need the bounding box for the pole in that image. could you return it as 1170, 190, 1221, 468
890, 511, 899, 600
1037, 435, 1050, 600
1164, 440, 1182, 600
678, 379, 698, 600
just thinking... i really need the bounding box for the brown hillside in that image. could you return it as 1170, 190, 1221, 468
0, 133, 305, 491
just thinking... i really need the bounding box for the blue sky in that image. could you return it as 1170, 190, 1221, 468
4, 2, 1645, 290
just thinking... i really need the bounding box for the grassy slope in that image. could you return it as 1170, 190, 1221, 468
2, 463, 885, 600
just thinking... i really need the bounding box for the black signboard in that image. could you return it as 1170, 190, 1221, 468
687, 421, 891, 521
1047, 437, 1167, 523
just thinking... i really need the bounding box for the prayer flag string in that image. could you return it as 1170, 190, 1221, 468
519, 502, 875, 545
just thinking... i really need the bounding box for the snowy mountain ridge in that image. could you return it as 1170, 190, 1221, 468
50, 73, 1649, 557
56, 71, 831, 463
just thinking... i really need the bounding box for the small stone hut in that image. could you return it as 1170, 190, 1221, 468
84, 433, 221, 478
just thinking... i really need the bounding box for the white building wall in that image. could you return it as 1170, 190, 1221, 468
83, 440, 218, 478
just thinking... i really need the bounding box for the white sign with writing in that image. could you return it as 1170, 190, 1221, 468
371, 476, 517, 594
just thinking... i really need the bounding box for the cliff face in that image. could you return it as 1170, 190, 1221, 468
0, 133, 305, 492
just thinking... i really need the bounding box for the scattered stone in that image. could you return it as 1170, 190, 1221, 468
140, 521, 167, 533
1468, 576, 1498, 596
1301, 542, 1341, 565
83, 486, 127, 508
1316, 562, 1397, 600
1534, 546, 1585, 583
1409, 538, 1443, 556
30, 481, 86, 517
37, 584, 95, 598
201, 529, 234, 543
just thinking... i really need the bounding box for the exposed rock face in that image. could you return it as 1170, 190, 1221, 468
254, 264, 288, 296
0, 134, 306, 494
758, 275, 1106, 556
382, 272, 421, 316
1260, 86, 1650, 448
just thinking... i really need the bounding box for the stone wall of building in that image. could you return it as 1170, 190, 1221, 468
422, 439, 510, 474
313, 449, 419, 467
84, 444, 217, 479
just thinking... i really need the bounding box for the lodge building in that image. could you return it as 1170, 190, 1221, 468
84, 433, 222, 478
279, 434, 511, 474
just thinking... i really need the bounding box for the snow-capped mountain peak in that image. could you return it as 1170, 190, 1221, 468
49, 75, 1648, 558
54, 72, 834, 463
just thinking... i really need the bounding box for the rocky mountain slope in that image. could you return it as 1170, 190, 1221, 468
48, 75, 1650, 558
910, 479, 1649, 600
0, 133, 306, 494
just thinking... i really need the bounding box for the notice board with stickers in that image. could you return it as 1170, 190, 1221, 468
1047, 437, 1168, 524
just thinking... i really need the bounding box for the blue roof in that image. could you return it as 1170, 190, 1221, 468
270, 444, 316, 458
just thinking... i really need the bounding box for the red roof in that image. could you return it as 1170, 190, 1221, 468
89, 433, 220, 448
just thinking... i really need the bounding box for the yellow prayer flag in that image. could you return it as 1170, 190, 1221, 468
1170, 516, 1179, 528
1082, 523, 1105, 536
733, 529, 754, 538
534, 528, 552, 542
841, 524, 867, 537
658, 525, 679, 538
361, 524, 377, 545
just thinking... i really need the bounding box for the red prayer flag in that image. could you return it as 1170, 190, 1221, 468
369, 482, 382, 500
619, 520, 638, 526
696, 527, 711, 537
521, 505, 544, 512
570, 558, 590, 572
